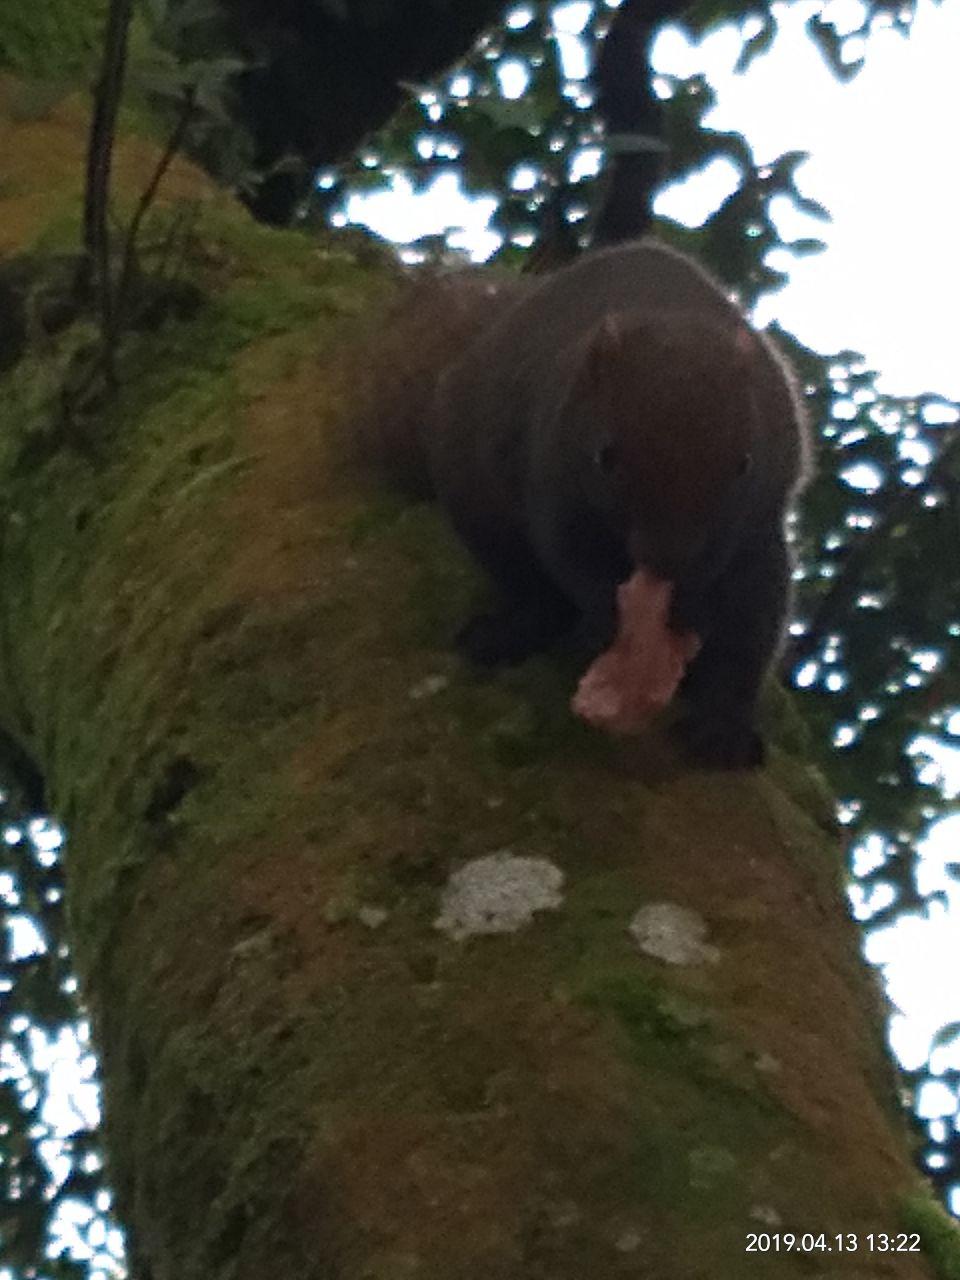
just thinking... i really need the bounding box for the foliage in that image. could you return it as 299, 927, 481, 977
0, 804, 123, 1279
67, 0, 257, 425
129, 0, 257, 188
790, 357, 960, 845
0, 0, 109, 81
791, 348, 960, 1208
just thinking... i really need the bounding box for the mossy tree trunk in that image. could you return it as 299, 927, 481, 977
0, 84, 958, 1280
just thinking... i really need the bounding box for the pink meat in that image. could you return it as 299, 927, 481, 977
571, 569, 701, 734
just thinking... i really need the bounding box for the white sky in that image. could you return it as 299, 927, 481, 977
653, 0, 960, 400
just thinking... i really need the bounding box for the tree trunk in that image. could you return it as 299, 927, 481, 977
0, 84, 956, 1280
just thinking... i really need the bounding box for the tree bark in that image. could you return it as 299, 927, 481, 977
0, 83, 957, 1280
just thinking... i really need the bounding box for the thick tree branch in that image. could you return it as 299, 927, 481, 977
591, 0, 688, 246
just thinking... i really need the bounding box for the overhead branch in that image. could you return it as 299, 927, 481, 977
591, 0, 689, 246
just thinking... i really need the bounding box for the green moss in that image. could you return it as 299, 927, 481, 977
345, 492, 416, 546
901, 1192, 960, 1279
564, 959, 789, 1234
575, 967, 705, 1045
0, 195, 387, 970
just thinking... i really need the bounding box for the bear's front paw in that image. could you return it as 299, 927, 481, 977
675, 712, 766, 770
456, 611, 537, 666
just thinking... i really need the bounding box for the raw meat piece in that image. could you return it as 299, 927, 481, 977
572, 569, 701, 734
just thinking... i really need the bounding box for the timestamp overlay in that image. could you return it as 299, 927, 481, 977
745, 1232, 921, 1254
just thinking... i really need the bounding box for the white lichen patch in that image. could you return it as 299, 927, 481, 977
614, 1228, 644, 1253
628, 902, 720, 966
434, 851, 565, 941
357, 905, 389, 929
408, 673, 449, 700
750, 1204, 783, 1228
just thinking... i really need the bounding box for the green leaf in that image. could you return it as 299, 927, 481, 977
734, 11, 777, 73
788, 237, 827, 258
806, 14, 864, 82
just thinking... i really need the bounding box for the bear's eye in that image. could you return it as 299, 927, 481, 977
594, 441, 619, 473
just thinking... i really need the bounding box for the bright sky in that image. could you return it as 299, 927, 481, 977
653, 0, 960, 400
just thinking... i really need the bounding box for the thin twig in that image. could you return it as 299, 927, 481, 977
114, 89, 197, 326
153, 200, 201, 283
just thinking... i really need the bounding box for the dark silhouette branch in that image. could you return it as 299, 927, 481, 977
590, 0, 686, 246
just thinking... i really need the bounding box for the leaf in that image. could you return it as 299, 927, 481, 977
469, 90, 542, 133
734, 11, 777, 73
788, 236, 828, 258
685, 0, 764, 35
806, 14, 864, 82
766, 150, 812, 183
931, 1022, 960, 1051
793, 192, 832, 222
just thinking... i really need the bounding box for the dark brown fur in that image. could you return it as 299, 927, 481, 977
360, 241, 809, 767
348, 270, 530, 497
